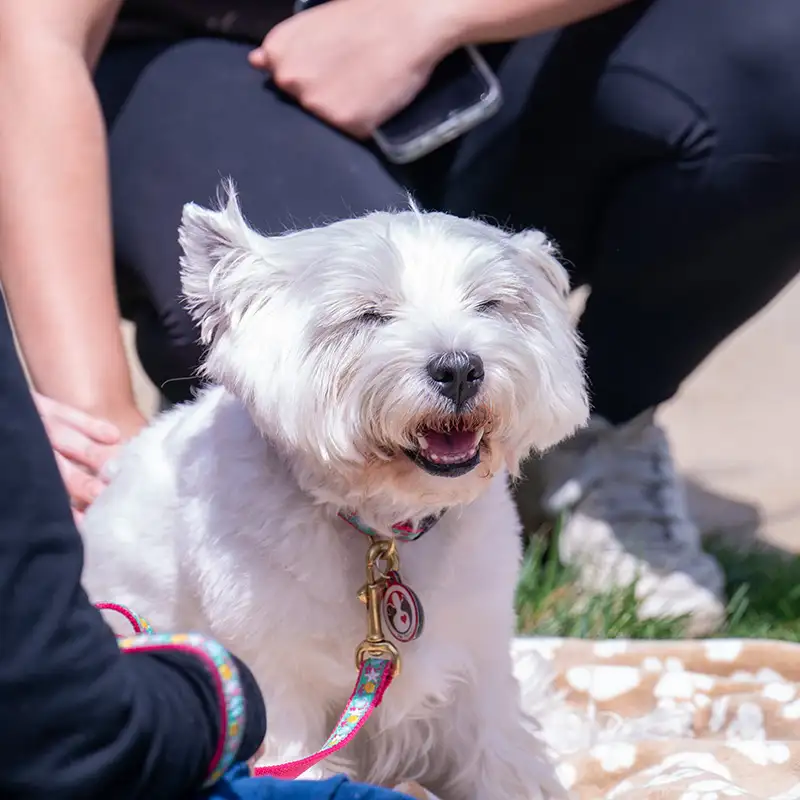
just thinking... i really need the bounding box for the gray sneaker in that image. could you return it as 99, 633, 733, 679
520, 410, 726, 636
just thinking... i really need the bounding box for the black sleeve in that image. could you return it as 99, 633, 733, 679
0, 301, 266, 800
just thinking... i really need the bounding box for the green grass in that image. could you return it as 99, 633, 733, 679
515, 518, 800, 641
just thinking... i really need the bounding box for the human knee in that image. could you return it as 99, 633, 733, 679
594, 6, 800, 163
707, 14, 800, 157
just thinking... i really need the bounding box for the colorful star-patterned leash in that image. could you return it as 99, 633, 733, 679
97, 535, 407, 783
96, 602, 246, 788
252, 537, 403, 779
253, 654, 394, 780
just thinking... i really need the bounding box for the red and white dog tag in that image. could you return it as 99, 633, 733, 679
381, 570, 424, 643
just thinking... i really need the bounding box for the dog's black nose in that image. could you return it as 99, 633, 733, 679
426, 351, 484, 408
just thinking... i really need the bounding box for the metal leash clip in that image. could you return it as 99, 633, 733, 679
355, 538, 401, 676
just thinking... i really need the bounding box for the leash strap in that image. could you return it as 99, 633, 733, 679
97, 603, 245, 787
253, 537, 401, 779
96, 596, 396, 783
253, 655, 394, 780
96, 535, 403, 783
96, 601, 154, 634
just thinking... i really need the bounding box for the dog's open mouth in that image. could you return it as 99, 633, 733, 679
404, 423, 485, 478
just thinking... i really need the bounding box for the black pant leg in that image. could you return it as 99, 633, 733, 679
445, 0, 800, 423
580, 0, 800, 421
0, 299, 264, 797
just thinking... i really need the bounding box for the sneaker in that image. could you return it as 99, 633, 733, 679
517, 410, 726, 636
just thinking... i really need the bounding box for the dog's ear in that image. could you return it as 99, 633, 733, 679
179, 182, 280, 346
509, 229, 571, 299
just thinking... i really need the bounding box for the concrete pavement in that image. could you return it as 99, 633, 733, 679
660, 276, 800, 552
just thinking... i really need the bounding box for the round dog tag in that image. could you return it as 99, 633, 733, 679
381, 571, 424, 643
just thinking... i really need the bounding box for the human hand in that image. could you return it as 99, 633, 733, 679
32, 392, 142, 522
248, 0, 454, 138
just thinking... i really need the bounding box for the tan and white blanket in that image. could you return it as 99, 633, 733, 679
401, 637, 800, 799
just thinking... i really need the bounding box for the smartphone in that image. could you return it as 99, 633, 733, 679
292, 0, 503, 164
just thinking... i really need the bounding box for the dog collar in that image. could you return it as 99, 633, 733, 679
338, 510, 445, 542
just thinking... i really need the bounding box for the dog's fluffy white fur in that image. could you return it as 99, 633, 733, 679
82, 188, 588, 799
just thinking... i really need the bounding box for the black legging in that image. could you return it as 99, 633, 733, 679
95, 0, 800, 422
0, 301, 267, 796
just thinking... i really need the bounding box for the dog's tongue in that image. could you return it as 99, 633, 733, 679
422, 430, 478, 457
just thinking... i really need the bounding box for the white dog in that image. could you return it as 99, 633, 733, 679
82, 187, 588, 799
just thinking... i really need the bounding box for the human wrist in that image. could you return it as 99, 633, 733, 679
73, 400, 145, 442
69, 393, 146, 439
399, 0, 467, 64
413, 0, 480, 52
110, 405, 148, 441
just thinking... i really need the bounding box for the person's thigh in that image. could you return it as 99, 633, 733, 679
96, 38, 407, 402
448, 0, 800, 274
572, 0, 800, 418
575, 0, 800, 418
446, 0, 800, 418
581, 0, 800, 284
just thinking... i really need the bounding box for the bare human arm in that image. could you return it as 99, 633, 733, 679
0, 0, 145, 513
250, 0, 635, 138
433, 0, 635, 47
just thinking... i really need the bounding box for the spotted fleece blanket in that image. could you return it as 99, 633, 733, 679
401, 637, 800, 800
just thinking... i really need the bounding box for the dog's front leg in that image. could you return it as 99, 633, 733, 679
433, 654, 568, 800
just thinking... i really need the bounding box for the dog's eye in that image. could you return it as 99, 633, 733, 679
358, 309, 392, 325
475, 299, 501, 314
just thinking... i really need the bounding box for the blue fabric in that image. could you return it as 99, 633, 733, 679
201, 765, 414, 800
